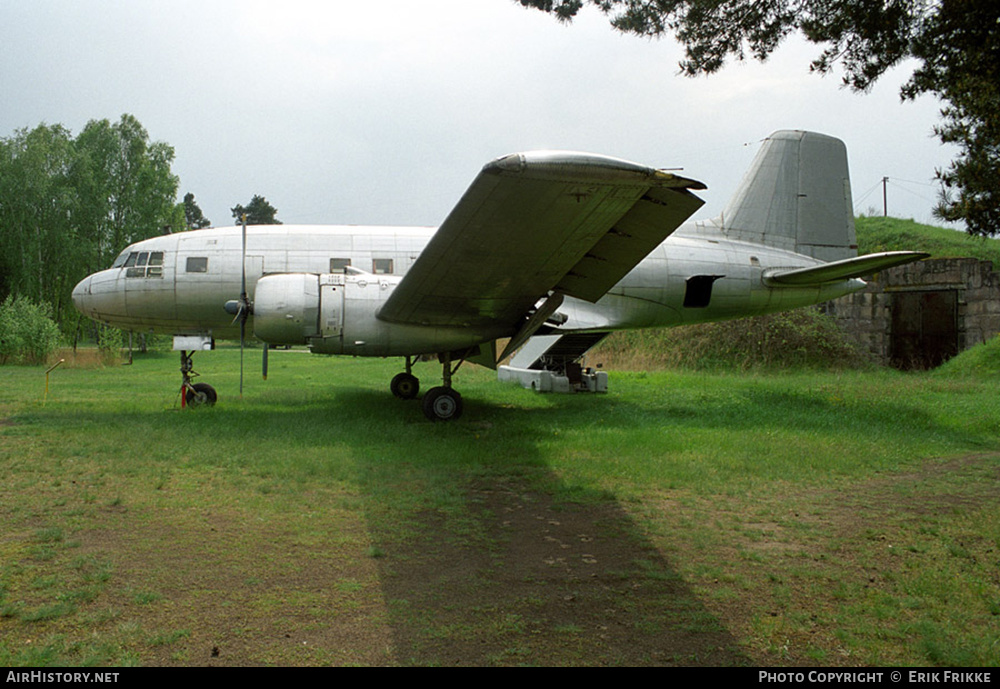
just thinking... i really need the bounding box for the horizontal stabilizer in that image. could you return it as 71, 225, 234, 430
763, 251, 930, 287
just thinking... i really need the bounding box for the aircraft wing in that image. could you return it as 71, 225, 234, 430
377, 151, 706, 329
763, 251, 930, 286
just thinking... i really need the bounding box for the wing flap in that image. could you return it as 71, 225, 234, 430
555, 186, 706, 301
378, 151, 705, 329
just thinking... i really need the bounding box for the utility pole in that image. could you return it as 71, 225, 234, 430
882, 177, 889, 217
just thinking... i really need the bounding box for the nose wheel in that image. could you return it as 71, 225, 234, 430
185, 382, 218, 407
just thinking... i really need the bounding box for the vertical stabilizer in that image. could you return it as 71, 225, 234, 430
720, 131, 857, 262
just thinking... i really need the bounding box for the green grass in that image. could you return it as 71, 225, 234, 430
1, 348, 999, 666
935, 335, 1000, 379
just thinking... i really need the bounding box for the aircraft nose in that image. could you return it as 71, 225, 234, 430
72, 275, 93, 315
72, 269, 130, 324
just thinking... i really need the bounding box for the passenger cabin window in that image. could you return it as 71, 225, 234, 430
124, 251, 164, 278
372, 258, 393, 275
330, 258, 352, 273
186, 256, 208, 273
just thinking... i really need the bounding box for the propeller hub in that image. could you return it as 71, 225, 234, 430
224, 297, 252, 317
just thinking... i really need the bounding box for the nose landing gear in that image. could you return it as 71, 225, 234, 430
180, 350, 217, 408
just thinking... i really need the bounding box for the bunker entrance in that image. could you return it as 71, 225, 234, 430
890, 290, 959, 370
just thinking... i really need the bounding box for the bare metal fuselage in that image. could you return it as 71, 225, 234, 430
72, 221, 862, 358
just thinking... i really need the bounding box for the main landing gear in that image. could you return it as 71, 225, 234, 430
391, 353, 464, 421
390, 356, 420, 400
179, 350, 217, 408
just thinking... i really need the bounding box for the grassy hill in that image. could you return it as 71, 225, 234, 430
856, 215, 1000, 265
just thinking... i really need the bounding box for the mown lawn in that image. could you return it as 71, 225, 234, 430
1, 348, 998, 666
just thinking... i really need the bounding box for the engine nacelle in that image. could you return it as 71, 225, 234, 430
253, 273, 321, 344
251, 271, 494, 357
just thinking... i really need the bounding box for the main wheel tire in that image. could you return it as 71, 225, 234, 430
390, 372, 420, 400
185, 382, 217, 407
422, 386, 463, 421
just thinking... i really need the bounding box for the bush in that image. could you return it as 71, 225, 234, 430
0, 295, 63, 365
96, 323, 126, 361
591, 308, 869, 372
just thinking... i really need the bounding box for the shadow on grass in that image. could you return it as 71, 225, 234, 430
370, 473, 749, 666
256, 388, 749, 666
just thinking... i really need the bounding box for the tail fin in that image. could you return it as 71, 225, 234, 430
720, 130, 857, 262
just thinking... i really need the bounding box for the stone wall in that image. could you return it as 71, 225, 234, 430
826, 258, 1000, 367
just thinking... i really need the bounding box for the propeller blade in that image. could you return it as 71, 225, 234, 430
262, 343, 269, 381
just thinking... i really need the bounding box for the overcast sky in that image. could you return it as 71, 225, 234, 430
1, 0, 960, 232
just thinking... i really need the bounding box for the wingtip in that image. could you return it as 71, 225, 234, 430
654, 169, 707, 190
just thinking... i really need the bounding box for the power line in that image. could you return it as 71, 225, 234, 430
855, 176, 941, 217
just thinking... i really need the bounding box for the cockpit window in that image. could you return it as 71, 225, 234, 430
147, 252, 163, 276
125, 251, 164, 278
111, 249, 133, 268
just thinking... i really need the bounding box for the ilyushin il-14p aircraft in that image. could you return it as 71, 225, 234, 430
73, 130, 927, 420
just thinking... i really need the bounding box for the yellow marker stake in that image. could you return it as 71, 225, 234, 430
44, 359, 65, 403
